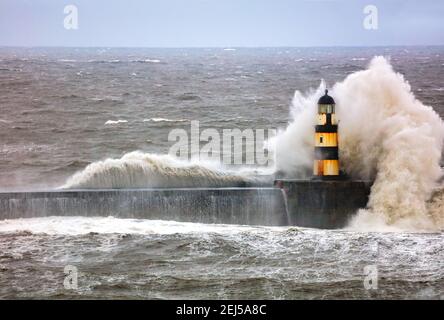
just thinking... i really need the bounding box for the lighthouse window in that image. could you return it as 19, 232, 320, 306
326, 105, 333, 113
319, 105, 334, 114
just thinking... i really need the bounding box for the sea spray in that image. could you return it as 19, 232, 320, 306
63, 151, 271, 189
273, 56, 444, 231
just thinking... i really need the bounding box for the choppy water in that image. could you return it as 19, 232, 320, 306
0, 217, 443, 299
1, 47, 443, 189
1, 47, 444, 299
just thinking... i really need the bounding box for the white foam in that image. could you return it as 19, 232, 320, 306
143, 118, 187, 123
105, 120, 128, 125
131, 59, 161, 63
62, 151, 261, 189
143, 59, 160, 63
272, 56, 444, 231
0, 216, 278, 236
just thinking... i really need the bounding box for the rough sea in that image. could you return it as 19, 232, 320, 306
0, 47, 443, 299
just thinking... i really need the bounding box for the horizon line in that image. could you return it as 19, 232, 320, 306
1, 44, 444, 49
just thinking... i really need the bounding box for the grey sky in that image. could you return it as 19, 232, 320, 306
0, 0, 443, 47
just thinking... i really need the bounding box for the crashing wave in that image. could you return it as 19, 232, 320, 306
272, 56, 444, 231
62, 151, 271, 189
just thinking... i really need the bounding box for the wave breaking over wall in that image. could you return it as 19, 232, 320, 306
272, 56, 444, 231
63, 56, 444, 231
63, 152, 271, 189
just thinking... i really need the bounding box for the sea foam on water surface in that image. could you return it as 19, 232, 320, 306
105, 119, 128, 125
0, 216, 268, 236
143, 118, 187, 123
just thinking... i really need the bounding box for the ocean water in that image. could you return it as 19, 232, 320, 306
0, 217, 443, 299
0, 47, 444, 299
1, 47, 443, 190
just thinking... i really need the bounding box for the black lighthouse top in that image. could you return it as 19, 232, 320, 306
318, 89, 335, 105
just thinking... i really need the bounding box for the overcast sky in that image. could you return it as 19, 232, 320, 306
0, 0, 443, 47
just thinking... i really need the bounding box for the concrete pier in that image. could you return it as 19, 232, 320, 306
0, 188, 289, 226
0, 180, 372, 229
274, 179, 372, 229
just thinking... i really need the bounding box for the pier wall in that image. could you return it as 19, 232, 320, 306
275, 179, 372, 229
0, 188, 289, 226
1, 181, 372, 229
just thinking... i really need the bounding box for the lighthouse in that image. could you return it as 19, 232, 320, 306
274, 90, 372, 228
313, 89, 340, 178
